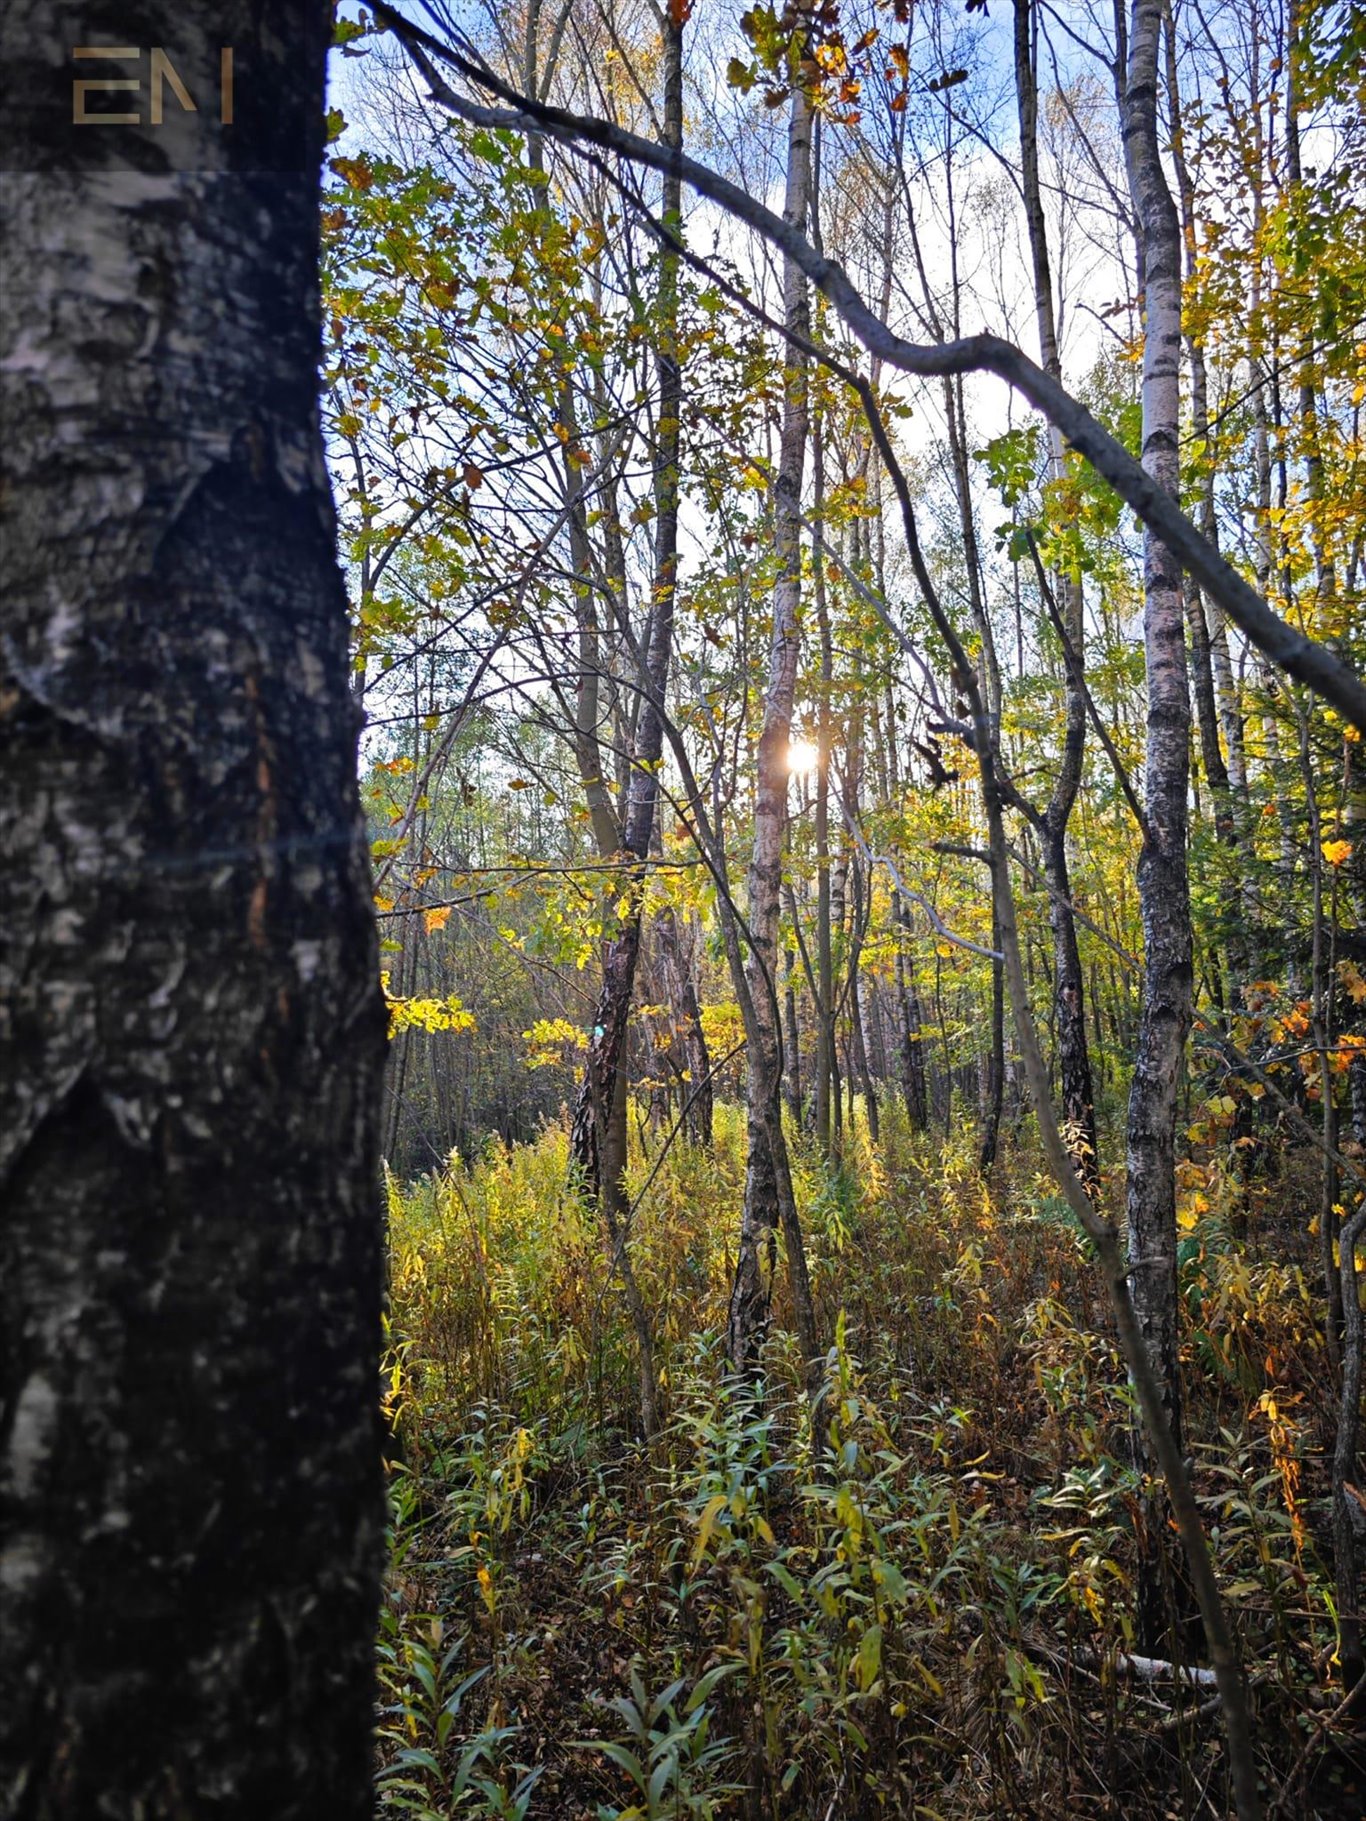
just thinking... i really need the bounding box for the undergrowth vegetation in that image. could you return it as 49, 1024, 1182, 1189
375, 1107, 1361, 1818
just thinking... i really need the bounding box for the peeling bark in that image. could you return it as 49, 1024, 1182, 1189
0, 8, 387, 1814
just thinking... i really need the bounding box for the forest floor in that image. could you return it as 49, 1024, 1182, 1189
374, 1105, 1366, 1819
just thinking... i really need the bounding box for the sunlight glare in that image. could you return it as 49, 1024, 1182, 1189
786, 738, 820, 777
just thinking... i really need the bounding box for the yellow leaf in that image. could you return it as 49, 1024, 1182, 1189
383, 984, 476, 1036
690, 1493, 728, 1572
1323, 839, 1353, 866
476, 1563, 496, 1615
424, 905, 452, 933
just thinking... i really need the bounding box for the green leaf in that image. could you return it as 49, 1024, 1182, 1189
855, 1623, 883, 1690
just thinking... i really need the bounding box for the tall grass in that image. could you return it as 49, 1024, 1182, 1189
377, 1107, 1351, 1820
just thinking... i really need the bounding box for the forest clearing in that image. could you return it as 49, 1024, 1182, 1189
349, 2, 1366, 1813
3, 2, 1365, 1818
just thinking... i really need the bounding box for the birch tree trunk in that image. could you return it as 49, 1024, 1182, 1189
727, 82, 819, 1376
812, 411, 837, 1156
0, 7, 387, 1812
1121, 0, 1196, 1650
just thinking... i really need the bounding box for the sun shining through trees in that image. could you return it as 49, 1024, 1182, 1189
330, 3, 1366, 1817
15, 2, 1366, 1813
785, 738, 821, 778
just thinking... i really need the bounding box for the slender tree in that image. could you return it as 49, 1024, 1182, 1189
567, 2, 689, 1437
1014, 0, 1101, 1189
727, 75, 820, 1375
1121, 0, 1196, 1648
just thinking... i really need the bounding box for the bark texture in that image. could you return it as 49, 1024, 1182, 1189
0, 10, 388, 1817
1121, 0, 1194, 1650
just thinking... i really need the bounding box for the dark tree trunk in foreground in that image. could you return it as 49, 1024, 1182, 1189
0, 9, 388, 1816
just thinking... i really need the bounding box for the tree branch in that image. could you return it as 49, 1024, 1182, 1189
371, 0, 1366, 730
